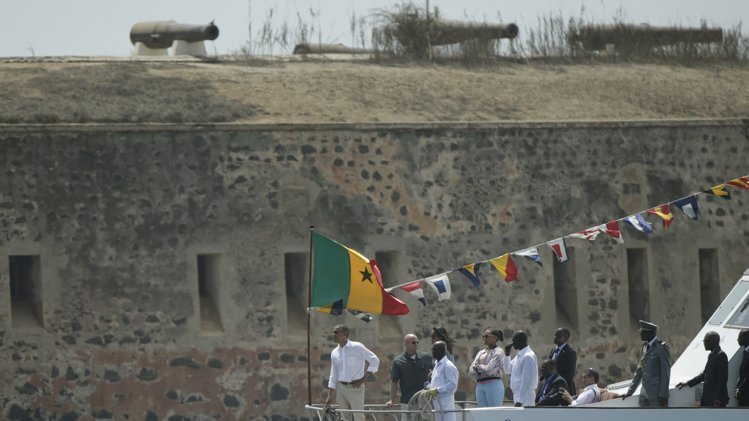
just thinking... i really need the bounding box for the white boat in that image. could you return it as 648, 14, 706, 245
308, 268, 749, 420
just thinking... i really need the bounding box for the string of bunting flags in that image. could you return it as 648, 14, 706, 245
385, 175, 749, 306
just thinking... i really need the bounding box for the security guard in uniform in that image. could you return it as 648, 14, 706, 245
622, 320, 671, 407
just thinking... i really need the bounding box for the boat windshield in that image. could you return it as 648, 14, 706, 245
726, 293, 749, 328
710, 279, 749, 326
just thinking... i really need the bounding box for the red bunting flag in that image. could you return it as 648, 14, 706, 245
727, 176, 749, 190
399, 281, 426, 306
599, 220, 624, 243
569, 227, 601, 241
547, 238, 568, 262
489, 254, 518, 282
646, 204, 674, 229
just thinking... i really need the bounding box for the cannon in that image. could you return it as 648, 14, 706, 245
383, 19, 518, 47
293, 43, 373, 55
569, 24, 723, 51
378, 17, 519, 58
130, 20, 219, 56
426, 20, 519, 45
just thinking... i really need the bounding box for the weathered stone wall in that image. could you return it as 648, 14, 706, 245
0, 120, 748, 419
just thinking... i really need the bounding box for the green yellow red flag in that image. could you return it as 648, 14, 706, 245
311, 230, 409, 315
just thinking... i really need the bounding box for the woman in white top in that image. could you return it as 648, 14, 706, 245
469, 328, 506, 407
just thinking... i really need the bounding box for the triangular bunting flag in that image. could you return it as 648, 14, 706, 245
547, 238, 568, 262
647, 204, 674, 229
347, 309, 373, 323
726, 176, 749, 190
673, 196, 700, 220
489, 254, 518, 282
457, 263, 482, 288
424, 273, 451, 301
703, 184, 731, 200
514, 247, 542, 267
599, 220, 624, 244
624, 214, 654, 234
569, 227, 601, 241
399, 281, 426, 306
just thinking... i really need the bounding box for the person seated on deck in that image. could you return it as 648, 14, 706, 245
560, 368, 602, 406
535, 359, 569, 406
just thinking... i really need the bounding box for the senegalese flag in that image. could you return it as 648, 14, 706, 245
311, 231, 409, 315
316, 300, 344, 316
703, 184, 731, 200
489, 254, 518, 282
646, 204, 674, 229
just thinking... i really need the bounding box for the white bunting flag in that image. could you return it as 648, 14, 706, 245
424, 273, 451, 301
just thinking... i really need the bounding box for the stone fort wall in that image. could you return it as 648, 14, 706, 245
0, 120, 747, 419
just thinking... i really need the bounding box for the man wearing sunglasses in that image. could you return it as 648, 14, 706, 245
386, 334, 433, 410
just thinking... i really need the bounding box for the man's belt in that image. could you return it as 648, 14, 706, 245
339, 378, 363, 386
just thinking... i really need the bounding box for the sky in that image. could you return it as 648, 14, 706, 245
2, 0, 747, 57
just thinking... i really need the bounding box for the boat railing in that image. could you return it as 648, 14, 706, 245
305, 400, 479, 420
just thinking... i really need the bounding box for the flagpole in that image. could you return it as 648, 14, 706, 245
307, 225, 314, 407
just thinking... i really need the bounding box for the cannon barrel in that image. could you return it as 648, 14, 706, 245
383, 19, 519, 48
130, 21, 219, 49
428, 20, 519, 45
570, 24, 723, 51
293, 43, 373, 55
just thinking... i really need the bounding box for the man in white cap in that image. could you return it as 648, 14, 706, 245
622, 320, 671, 407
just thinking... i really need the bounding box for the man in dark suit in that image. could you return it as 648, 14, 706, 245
549, 327, 577, 395
735, 329, 749, 406
622, 320, 671, 407
536, 359, 569, 406
676, 331, 729, 407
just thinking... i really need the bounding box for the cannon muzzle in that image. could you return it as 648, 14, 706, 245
570, 24, 723, 51
130, 21, 220, 49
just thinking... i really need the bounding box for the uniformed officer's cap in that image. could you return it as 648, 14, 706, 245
638, 320, 658, 332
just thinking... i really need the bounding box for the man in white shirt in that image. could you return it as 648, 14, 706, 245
426, 341, 459, 421
503, 330, 539, 407
561, 368, 602, 406
325, 324, 380, 421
